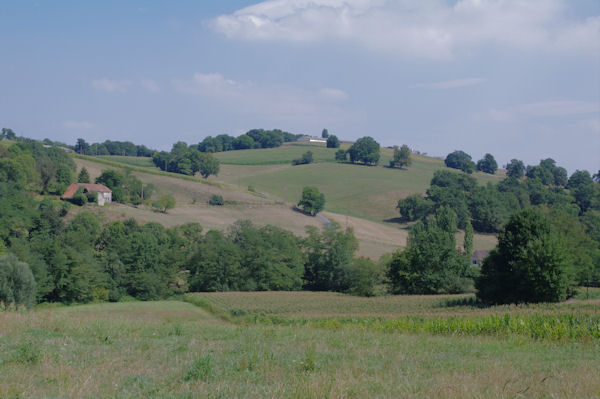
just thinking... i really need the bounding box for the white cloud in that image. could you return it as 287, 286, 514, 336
62, 120, 93, 129
517, 100, 599, 117
318, 87, 349, 100
412, 77, 486, 89
172, 73, 242, 96
92, 78, 132, 93
210, 0, 599, 59
172, 72, 353, 123
140, 79, 159, 93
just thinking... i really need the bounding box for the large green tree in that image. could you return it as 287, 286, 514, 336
476, 208, 573, 304
347, 136, 380, 165
388, 206, 467, 294
445, 150, 475, 174
389, 144, 412, 169
476, 153, 498, 174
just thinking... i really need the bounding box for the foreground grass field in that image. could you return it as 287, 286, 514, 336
1, 294, 598, 398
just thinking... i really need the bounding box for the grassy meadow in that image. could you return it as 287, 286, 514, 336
1, 293, 598, 398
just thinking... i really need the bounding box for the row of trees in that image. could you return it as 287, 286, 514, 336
74, 139, 154, 157
398, 159, 600, 233
444, 150, 498, 174
196, 129, 301, 153
152, 142, 220, 178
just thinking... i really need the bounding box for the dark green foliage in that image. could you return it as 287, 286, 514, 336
74, 139, 154, 156
336, 257, 385, 297
389, 145, 412, 169
445, 150, 475, 174
388, 206, 468, 294
209, 194, 224, 206
476, 153, 498, 174
244, 129, 291, 148
396, 194, 433, 222
326, 135, 340, 148
543, 208, 600, 286
527, 159, 568, 187
78, 167, 90, 183
469, 184, 511, 233
476, 208, 573, 304
232, 134, 255, 150
0, 253, 36, 308
426, 185, 471, 229
152, 142, 219, 178
335, 149, 347, 162
292, 151, 313, 165
298, 186, 325, 215
70, 188, 88, 206
189, 230, 242, 291
302, 224, 358, 291
321, 129, 329, 138
1, 128, 17, 140
228, 221, 305, 291
505, 159, 525, 178
347, 137, 380, 165
95, 169, 151, 204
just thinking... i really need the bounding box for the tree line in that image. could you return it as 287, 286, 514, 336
196, 129, 301, 153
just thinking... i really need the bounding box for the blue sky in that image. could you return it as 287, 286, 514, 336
1, 0, 598, 173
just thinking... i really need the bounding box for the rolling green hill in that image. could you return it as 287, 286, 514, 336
92, 142, 504, 224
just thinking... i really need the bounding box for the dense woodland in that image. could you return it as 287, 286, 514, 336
1, 131, 600, 309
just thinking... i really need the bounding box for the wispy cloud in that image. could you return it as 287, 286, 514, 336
412, 77, 486, 90
140, 79, 159, 93
210, 0, 599, 59
318, 87, 349, 100
62, 120, 93, 129
490, 100, 599, 122
92, 78, 132, 93
172, 72, 352, 123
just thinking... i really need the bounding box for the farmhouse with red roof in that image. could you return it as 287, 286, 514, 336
62, 183, 112, 206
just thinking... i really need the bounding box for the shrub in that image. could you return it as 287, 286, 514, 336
70, 188, 88, 206
0, 253, 36, 308
335, 149, 347, 162
298, 186, 325, 215
209, 194, 224, 206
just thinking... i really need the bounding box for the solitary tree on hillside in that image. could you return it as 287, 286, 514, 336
322, 129, 329, 138
505, 159, 525, 178
78, 167, 90, 183
153, 195, 176, 213
389, 144, 412, 169
347, 136, 380, 165
445, 150, 475, 174
476, 153, 498, 174
326, 135, 340, 148
298, 186, 325, 215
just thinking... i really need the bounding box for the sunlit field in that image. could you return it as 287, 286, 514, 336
2, 293, 598, 398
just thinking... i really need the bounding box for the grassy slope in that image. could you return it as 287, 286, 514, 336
215, 143, 504, 223
1, 298, 598, 398
72, 145, 502, 257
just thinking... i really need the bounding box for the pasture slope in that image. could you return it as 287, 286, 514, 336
71, 142, 499, 259
1, 292, 598, 398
